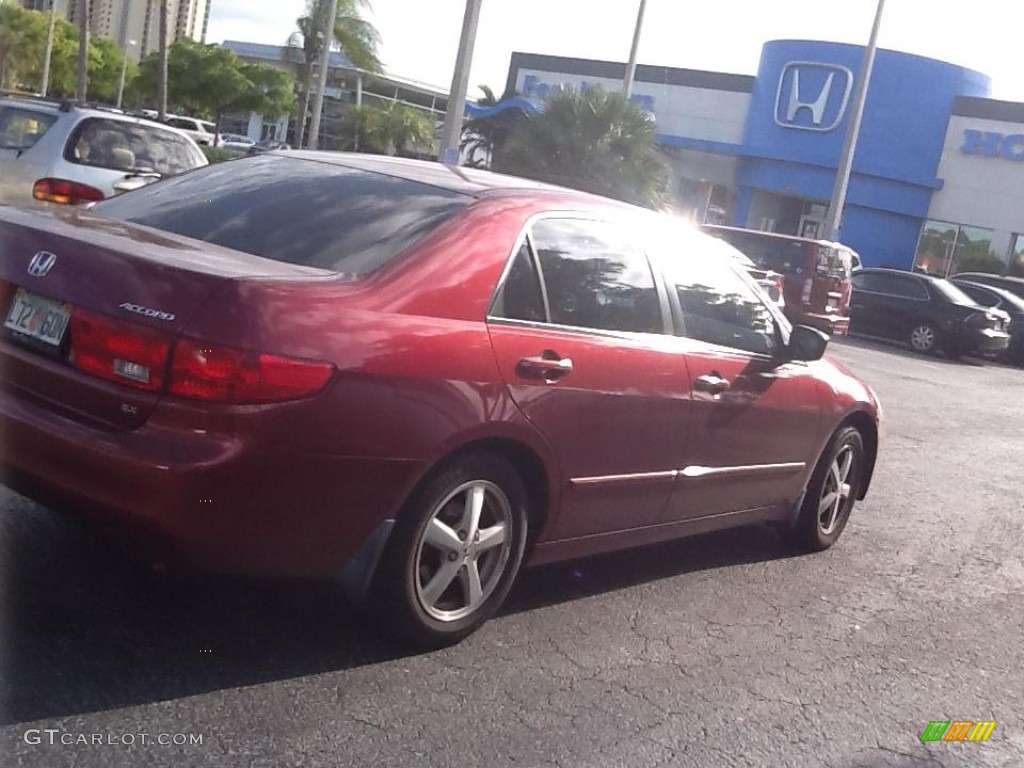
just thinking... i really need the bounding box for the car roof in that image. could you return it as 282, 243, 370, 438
858, 267, 940, 282
1, 97, 178, 129
953, 271, 1024, 285
278, 150, 621, 203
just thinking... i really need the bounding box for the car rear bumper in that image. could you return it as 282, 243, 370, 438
955, 327, 1011, 355
0, 388, 423, 577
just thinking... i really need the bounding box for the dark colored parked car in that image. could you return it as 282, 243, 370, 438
951, 272, 1024, 301
850, 268, 1010, 358
702, 225, 857, 336
950, 278, 1024, 365
0, 152, 881, 646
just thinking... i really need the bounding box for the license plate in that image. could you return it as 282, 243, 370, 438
4, 287, 71, 347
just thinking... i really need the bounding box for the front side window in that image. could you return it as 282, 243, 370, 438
0, 107, 57, 150
65, 117, 205, 175
668, 250, 779, 355
530, 218, 662, 334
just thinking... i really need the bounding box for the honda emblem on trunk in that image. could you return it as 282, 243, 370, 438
27, 251, 57, 277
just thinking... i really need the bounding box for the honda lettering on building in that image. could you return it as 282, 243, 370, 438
520, 74, 656, 113
774, 62, 853, 132
961, 129, 1024, 161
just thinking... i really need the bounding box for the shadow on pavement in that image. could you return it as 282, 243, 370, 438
507, 525, 798, 615
832, 335, 991, 367
1, 502, 798, 726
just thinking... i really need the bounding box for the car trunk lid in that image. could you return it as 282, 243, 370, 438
0, 207, 331, 430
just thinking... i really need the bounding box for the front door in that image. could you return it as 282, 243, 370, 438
658, 244, 822, 520
487, 218, 690, 539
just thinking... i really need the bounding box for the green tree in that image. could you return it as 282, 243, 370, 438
0, 0, 46, 90
460, 84, 521, 169
133, 40, 295, 134
493, 86, 669, 209
286, 0, 381, 148
339, 101, 434, 156
0, 2, 134, 101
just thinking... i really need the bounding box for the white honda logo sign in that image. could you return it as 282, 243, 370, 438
27, 251, 57, 277
774, 62, 853, 132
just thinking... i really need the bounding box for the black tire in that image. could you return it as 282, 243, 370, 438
787, 426, 865, 552
371, 452, 529, 648
908, 322, 939, 355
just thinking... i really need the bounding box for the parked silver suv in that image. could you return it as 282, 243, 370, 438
0, 97, 207, 207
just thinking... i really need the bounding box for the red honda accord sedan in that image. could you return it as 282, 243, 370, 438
0, 152, 880, 646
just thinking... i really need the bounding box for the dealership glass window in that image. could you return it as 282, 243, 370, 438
913, 220, 995, 277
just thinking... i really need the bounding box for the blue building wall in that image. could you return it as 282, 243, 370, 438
737, 40, 991, 268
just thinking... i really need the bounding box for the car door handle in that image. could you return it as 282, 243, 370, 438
517, 352, 574, 382
694, 372, 731, 396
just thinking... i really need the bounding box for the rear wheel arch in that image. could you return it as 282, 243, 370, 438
423, 437, 552, 549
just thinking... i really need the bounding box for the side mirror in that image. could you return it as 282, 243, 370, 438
786, 325, 830, 362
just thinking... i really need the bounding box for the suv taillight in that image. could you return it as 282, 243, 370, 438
33, 178, 105, 205
168, 338, 335, 404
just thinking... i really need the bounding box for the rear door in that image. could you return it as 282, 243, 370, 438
656, 246, 821, 521
488, 216, 690, 539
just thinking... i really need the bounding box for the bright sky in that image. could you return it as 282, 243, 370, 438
207, 1, 1024, 102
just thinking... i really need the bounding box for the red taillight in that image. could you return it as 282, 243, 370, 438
33, 178, 105, 205
69, 309, 173, 391
168, 338, 335, 404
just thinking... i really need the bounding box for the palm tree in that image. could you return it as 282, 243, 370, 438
494, 86, 668, 209
460, 84, 521, 168
286, 0, 381, 148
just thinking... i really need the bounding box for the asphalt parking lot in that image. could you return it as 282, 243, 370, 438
1, 337, 1022, 768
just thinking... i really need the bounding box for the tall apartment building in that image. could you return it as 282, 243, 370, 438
59, 0, 211, 61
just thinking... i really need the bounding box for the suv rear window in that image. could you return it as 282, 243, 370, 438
65, 117, 205, 176
707, 229, 810, 275
92, 155, 473, 275
0, 106, 57, 150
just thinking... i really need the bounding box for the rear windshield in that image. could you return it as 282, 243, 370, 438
815, 247, 852, 280
0, 106, 57, 150
65, 117, 206, 176
92, 155, 473, 275
931, 278, 979, 305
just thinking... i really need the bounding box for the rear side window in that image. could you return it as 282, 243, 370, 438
490, 243, 546, 322
815, 247, 852, 280
65, 117, 205, 176
0, 107, 57, 150
92, 155, 472, 275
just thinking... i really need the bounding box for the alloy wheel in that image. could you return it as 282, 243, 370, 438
413, 480, 513, 622
910, 325, 936, 352
819, 445, 855, 536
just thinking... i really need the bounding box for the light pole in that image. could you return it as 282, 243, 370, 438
823, 0, 886, 242
75, 0, 89, 101
116, 39, 137, 109
40, 0, 59, 97
438, 0, 483, 165
623, 0, 648, 98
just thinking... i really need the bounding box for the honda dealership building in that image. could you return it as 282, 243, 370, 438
503, 40, 1024, 274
